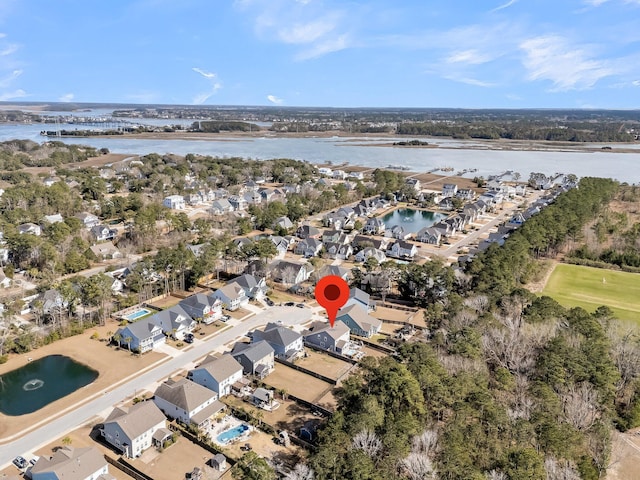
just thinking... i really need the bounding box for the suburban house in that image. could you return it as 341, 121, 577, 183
231, 340, 275, 378
353, 235, 389, 251
442, 183, 458, 197
406, 178, 421, 192
18, 223, 42, 236
337, 304, 383, 338
153, 378, 224, 431
75, 212, 100, 229
162, 195, 185, 210
188, 354, 244, 397
324, 242, 353, 260
150, 305, 196, 340
347, 287, 375, 312
294, 238, 323, 258
274, 216, 294, 230
210, 199, 233, 215
210, 454, 227, 472
179, 293, 223, 324
303, 321, 351, 354
228, 195, 247, 211
316, 264, 351, 282
321, 229, 342, 244
364, 217, 385, 235
385, 225, 412, 240
386, 240, 418, 259
88, 242, 122, 260
355, 247, 387, 264
90, 225, 118, 242
114, 319, 165, 353
295, 225, 321, 239
456, 188, 474, 201
35, 289, 68, 316
42, 213, 64, 225
229, 274, 267, 300
29, 447, 110, 480
269, 260, 313, 285
101, 401, 169, 458
416, 227, 442, 245
212, 283, 248, 311
252, 322, 304, 361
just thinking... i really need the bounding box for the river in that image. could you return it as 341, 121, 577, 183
1, 114, 639, 183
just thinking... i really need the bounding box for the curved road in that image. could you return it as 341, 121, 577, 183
0, 306, 312, 469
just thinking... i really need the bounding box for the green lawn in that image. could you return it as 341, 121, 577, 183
542, 263, 640, 322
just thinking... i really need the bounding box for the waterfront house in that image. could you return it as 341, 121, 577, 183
252, 322, 304, 361
337, 304, 382, 338
150, 305, 195, 340
406, 178, 421, 192
101, 401, 168, 458
386, 240, 418, 259
364, 217, 385, 235
162, 195, 185, 210
442, 183, 458, 198
386, 225, 412, 240
188, 354, 243, 397
456, 188, 474, 201
212, 282, 248, 311
416, 227, 442, 245
231, 340, 275, 378
115, 319, 165, 353
303, 321, 351, 354
153, 378, 224, 430
29, 447, 110, 480
179, 293, 223, 324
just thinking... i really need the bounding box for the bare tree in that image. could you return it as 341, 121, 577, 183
448, 309, 478, 331
352, 430, 382, 458
412, 429, 439, 456
485, 470, 507, 480
609, 329, 640, 403
507, 374, 534, 421
399, 453, 436, 480
544, 457, 581, 480
284, 464, 315, 480
560, 383, 600, 431
464, 295, 489, 314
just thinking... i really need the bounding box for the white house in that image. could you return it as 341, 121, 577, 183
188, 354, 244, 397
29, 447, 110, 480
18, 223, 42, 236
442, 183, 458, 198
364, 217, 385, 235
179, 293, 223, 324
212, 283, 248, 311
163, 195, 186, 210
150, 305, 196, 340
229, 274, 268, 300
114, 319, 165, 353
101, 401, 169, 458
386, 240, 418, 259
153, 378, 224, 431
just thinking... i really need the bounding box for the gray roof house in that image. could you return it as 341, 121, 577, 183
364, 217, 385, 235
150, 305, 196, 341
212, 283, 248, 311
416, 227, 442, 245
346, 287, 375, 312
101, 401, 167, 458
252, 322, 304, 361
269, 260, 313, 285
153, 378, 224, 430
228, 274, 267, 300
337, 304, 382, 338
29, 446, 112, 480
210, 198, 233, 215
231, 340, 275, 378
188, 354, 244, 397
303, 321, 351, 354
114, 319, 165, 353
179, 293, 223, 324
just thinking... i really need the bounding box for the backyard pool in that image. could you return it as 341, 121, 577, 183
125, 308, 152, 321
216, 424, 250, 444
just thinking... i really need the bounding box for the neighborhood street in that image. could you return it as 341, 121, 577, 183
0, 306, 312, 469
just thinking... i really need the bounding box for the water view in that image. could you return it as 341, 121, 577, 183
0, 355, 98, 416
381, 208, 446, 233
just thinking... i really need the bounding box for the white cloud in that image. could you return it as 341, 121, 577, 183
520, 35, 615, 90
295, 34, 349, 60
0, 88, 27, 101
0, 69, 22, 88
445, 49, 495, 65
491, 0, 518, 12
192, 67, 222, 105
444, 76, 496, 87
59, 93, 74, 102
632, 80, 640, 86
278, 18, 337, 44
584, 0, 640, 5
0, 44, 17, 56
267, 94, 283, 104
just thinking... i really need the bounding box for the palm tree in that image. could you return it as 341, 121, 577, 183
125, 336, 133, 352
112, 332, 122, 348
61, 436, 72, 446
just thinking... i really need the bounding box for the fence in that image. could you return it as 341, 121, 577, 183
303, 342, 358, 365
104, 454, 154, 480
275, 357, 337, 385
170, 422, 239, 464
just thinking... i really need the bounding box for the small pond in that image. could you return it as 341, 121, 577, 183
0, 354, 99, 416
380, 208, 446, 233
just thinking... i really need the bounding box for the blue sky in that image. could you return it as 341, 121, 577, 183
0, 0, 639, 108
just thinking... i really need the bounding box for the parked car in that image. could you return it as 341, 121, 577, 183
296, 303, 305, 308
221, 315, 231, 322
284, 302, 294, 307
13, 456, 27, 469
184, 334, 194, 344
265, 297, 274, 306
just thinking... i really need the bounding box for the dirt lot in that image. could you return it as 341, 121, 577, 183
263, 364, 335, 408
361, 346, 389, 359
607, 429, 640, 480
372, 306, 413, 322
0, 319, 166, 441
222, 428, 306, 471
295, 350, 355, 381
146, 294, 183, 310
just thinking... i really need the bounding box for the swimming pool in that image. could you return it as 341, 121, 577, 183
125, 308, 152, 321
216, 424, 250, 444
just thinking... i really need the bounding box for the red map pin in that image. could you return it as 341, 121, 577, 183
315, 275, 350, 327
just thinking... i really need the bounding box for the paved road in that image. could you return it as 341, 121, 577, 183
0, 306, 312, 469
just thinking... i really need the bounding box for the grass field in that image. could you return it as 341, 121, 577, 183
542, 263, 640, 322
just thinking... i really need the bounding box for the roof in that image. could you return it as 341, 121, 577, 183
31, 446, 107, 480
253, 323, 302, 348
349, 288, 370, 305
154, 378, 217, 412
337, 304, 382, 333
191, 400, 226, 424
318, 265, 350, 279
229, 274, 262, 291
231, 340, 274, 363
117, 318, 161, 340
89, 242, 120, 256
150, 305, 194, 330
104, 401, 166, 440
304, 321, 350, 342
195, 354, 243, 382
180, 292, 218, 310
253, 387, 273, 402
215, 282, 245, 300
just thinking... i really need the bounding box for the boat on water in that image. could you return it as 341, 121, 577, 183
387, 164, 411, 171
